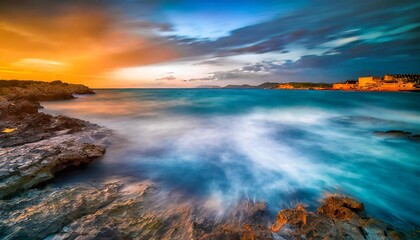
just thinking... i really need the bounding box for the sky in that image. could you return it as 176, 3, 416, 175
0, 0, 419, 88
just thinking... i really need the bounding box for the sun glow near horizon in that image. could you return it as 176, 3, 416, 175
1, 1, 419, 88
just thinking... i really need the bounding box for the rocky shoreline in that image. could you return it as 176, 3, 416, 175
0, 80, 416, 239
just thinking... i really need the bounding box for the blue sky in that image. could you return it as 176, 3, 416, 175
0, 0, 419, 87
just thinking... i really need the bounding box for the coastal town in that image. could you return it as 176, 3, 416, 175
205, 74, 420, 91
271, 74, 420, 91
332, 74, 420, 91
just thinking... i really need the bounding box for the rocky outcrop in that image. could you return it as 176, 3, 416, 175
0, 181, 274, 240
0, 80, 111, 199
0, 183, 122, 240
2, 185, 411, 240
272, 195, 403, 240
0, 125, 110, 199
0, 80, 94, 101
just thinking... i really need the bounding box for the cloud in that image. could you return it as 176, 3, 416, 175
155, 75, 177, 81
1, 0, 419, 86
0, 0, 179, 82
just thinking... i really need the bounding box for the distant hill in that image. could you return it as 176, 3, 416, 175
223, 84, 254, 89
223, 82, 278, 89
221, 82, 332, 89
285, 82, 332, 88
195, 85, 221, 88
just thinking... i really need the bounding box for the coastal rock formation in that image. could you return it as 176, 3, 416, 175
0, 181, 274, 240
272, 195, 402, 240
1, 185, 409, 240
0, 125, 109, 199
0, 183, 121, 240
0, 80, 111, 199
0, 80, 94, 101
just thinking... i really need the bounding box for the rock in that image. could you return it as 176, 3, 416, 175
271, 195, 403, 240
0, 128, 109, 199
317, 195, 364, 221
0, 79, 94, 102
272, 204, 307, 232
0, 80, 111, 199
374, 130, 412, 138
199, 224, 274, 240
0, 183, 121, 240
374, 130, 420, 142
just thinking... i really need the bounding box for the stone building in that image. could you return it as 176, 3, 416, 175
358, 76, 382, 89
333, 74, 419, 91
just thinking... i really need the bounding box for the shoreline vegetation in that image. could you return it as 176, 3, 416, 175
0, 79, 418, 239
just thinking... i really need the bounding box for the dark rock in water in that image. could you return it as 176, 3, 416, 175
272, 195, 403, 240
410, 134, 420, 141
374, 130, 412, 138
374, 130, 420, 142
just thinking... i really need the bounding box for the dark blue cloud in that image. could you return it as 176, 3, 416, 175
2, 0, 419, 83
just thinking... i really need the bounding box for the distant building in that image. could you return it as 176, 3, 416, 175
358, 76, 382, 88
333, 74, 420, 91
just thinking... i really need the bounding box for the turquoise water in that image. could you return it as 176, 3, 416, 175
42, 89, 420, 229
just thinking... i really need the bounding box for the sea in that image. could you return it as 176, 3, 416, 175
41, 89, 420, 230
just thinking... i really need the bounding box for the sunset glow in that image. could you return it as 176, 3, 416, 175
1, 1, 419, 88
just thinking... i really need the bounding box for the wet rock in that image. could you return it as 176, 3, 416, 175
272, 204, 307, 232
317, 195, 364, 221
374, 130, 420, 142
272, 195, 403, 240
49, 184, 198, 240
0, 81, 111, 199
0, 128, 109, 199
374, 130, 412, 138
0, 183, 121, 240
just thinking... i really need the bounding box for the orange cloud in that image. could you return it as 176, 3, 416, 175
0, 2, 179, 87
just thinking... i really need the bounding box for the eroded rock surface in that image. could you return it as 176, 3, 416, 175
0, 182, 274, 240
0, 127, 110, 199
0, 183, 121, 240
0, 80, 111, 199
0, 80, 94, 101
272, 195, 404, 240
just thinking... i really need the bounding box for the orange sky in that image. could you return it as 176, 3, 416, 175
2, 1, 419, 88
0, 4, 179, 88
